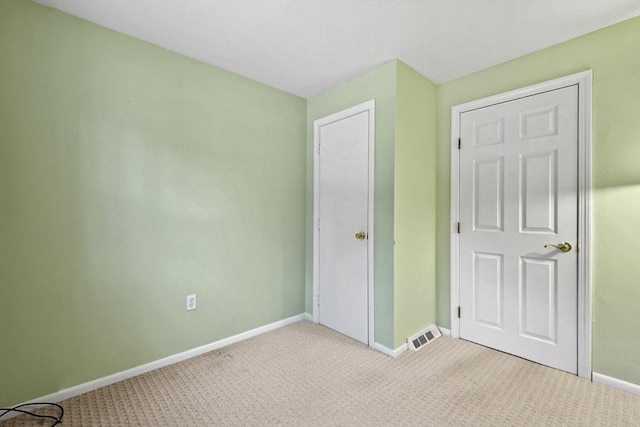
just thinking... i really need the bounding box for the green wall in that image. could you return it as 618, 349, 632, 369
436, 17, 640, 385
0, 0, 306, 406
394, 62, 438, 348
306, 61, 397, 348
1, 0, 637, 408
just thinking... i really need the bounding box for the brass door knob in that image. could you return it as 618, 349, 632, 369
355, 231, 366, 240
544, 242, 572, 252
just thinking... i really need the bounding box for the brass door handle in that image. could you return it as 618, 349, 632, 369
544, 242, 572, 252
355, 231, 366, 240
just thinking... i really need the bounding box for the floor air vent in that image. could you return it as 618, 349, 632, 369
407, 325, 442, 351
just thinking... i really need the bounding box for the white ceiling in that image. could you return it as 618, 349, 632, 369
34, 0, 640, 98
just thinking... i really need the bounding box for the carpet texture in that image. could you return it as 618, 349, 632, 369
2, 320, 639, 426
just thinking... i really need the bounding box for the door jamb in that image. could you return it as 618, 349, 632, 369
449, 71, 592, 379
313, 99, 376, 347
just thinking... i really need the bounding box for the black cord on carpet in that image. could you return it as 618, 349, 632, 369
0, 402, 64, 426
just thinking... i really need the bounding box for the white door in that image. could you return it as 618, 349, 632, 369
314, 101, 374, 345
459, 85, 578, 373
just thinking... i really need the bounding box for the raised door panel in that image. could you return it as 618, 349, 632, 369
519, 257, 557, 343
473, 252, 504, 330
473, 157, 504, 232
520, 151, 558, 234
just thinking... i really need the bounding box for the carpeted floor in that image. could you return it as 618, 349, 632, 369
2, 320, 639, 426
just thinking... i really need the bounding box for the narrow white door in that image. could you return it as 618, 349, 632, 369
314, 102, 373, 345
459, 85, 578, 373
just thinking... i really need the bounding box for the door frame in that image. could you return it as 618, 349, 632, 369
449, 71, 592, 379
313, 99, 375, 347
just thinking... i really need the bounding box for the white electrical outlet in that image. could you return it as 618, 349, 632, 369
186, 294, 196, 311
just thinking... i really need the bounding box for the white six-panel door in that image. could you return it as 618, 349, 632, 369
459, 85, 579, 373
314, 101, 374, 345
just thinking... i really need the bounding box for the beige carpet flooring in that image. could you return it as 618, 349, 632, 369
2, 320, 639, 426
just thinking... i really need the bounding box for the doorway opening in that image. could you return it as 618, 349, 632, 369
312, 100, 375, 347
450, 71, 592, 378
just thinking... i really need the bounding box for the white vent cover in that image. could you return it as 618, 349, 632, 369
407, 325, 442, 351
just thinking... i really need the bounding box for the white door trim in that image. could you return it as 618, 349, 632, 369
313, 99, 375, 347
450, 71, 592, 379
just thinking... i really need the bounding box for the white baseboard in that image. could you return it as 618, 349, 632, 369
1, 314, 305, 420
305, 314, 406, 357
373, 342, 408, 358
592, 372, 640, 396
437, 326, 451, 336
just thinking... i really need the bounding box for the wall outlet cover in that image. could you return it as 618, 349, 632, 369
187, 294, 197, 311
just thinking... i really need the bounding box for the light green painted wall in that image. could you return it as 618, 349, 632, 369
393, 62, 438, 348
436, 17, 640, 384
0, 0, 306, 406
306, 61, 397, 348
3, 0, 635, 408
